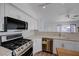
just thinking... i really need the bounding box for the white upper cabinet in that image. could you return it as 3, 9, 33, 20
0, 3, 37, 32
0, 3, 4, 31
28, 17, 37, 30
5, 3, 37, 31
5, 3, 26, 21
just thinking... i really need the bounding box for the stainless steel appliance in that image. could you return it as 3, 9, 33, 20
1, 34, 33, 56
4, 17, 28, 32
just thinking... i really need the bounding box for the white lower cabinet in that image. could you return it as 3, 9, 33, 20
53, 39, 63, 54
31, 38, 42, 55
53, 39, 79, 54
64, 40, 79, 51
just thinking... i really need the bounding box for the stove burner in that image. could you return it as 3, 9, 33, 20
1, 38, 31, 50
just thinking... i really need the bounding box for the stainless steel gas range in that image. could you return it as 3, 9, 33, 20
1, 33, 33, 56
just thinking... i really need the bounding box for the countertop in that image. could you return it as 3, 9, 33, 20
0, 46, 12, 56
26, 34, 79, 42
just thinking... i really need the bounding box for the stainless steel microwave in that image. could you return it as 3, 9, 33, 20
4, 16, 28, 32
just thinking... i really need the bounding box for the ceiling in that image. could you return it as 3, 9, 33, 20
13, 3, 79, 23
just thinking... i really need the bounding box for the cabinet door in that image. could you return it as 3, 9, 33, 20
53, 39, 79, 54
32, 38, 42, 54
64, 41, 79, 51
0, 3, 4, 31
53, 40, 63, 54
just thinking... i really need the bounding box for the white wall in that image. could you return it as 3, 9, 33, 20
39, 20, 79, 32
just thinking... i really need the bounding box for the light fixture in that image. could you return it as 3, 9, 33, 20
42, 6, 46, 8
39, 3, 51, 9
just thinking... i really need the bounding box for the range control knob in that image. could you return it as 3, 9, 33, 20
29, 41, 31, 44
29, 42, 30, 44
21, 47, 23, 49
18, 49, 20, 51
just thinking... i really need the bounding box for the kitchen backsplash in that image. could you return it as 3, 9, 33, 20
34, 31, 79, 40
61, 32, 79, 39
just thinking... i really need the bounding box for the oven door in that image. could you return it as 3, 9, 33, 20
12, 45, 33, 56
21, 47, 33, 56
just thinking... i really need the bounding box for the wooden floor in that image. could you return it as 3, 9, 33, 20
34, 51, 53, 56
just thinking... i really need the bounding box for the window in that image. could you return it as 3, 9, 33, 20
57, 24, 76, 32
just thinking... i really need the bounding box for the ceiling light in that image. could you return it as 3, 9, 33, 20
42, 6, 46, 8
